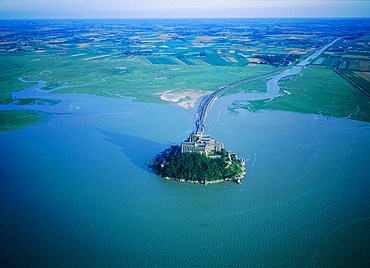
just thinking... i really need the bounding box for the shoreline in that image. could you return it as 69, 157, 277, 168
161, 172, 246, 185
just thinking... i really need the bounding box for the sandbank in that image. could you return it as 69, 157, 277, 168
157, 89, 212, 110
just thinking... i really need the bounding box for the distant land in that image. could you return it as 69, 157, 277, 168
0, 18, 369, 132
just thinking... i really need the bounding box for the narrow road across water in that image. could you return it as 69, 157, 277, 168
194, 38, 340, 133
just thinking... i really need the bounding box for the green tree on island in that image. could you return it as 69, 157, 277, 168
157, 149, 244, 183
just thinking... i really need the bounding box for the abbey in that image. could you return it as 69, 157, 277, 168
181, 131, 224, 156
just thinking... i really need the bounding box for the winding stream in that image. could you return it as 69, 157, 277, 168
235, 38, 340, 101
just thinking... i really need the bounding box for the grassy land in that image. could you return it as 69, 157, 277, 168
0, 110, 49, 132
334, 69, 370, 96
225, 76, 269, 95
49, 62, 273, 103
147, 57, 178, 65
0, 51, 275, 131
0, 54, 43, 103
0, 52, 274, 103
231, 66, 370, 122
1, 51, 369, 133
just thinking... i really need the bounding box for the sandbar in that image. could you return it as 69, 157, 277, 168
157, 89, 212, 110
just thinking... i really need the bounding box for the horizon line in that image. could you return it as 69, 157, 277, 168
1, 17, 369, 20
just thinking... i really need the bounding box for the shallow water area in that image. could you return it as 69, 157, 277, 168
1, 84, 370, 266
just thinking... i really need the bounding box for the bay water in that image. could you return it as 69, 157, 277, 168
1, 88, 369, 266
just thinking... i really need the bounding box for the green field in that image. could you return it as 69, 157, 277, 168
1, 19, 369, 131
1, 49, 369, 132
176, 58, 197, 65
335, 69, 370, 96
231, 66, 370, 122
147, 57, 178, 65
0, 52, 274, 103
0, 50, 276, 131
0, 110, 49, 131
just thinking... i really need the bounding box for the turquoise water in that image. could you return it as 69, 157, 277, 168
1, 89, 369, 266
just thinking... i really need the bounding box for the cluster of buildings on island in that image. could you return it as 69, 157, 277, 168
149, 131, 245, 166
148, 131, 246, 184
181, 131, 224, 156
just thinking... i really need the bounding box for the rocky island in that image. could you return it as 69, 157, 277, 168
149, 74, 249, 184
149, 132, 246, 184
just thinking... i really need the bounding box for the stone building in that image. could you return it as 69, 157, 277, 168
181, 132, 224, 155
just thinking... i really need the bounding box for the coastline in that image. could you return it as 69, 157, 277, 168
161, 171, 246, 185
